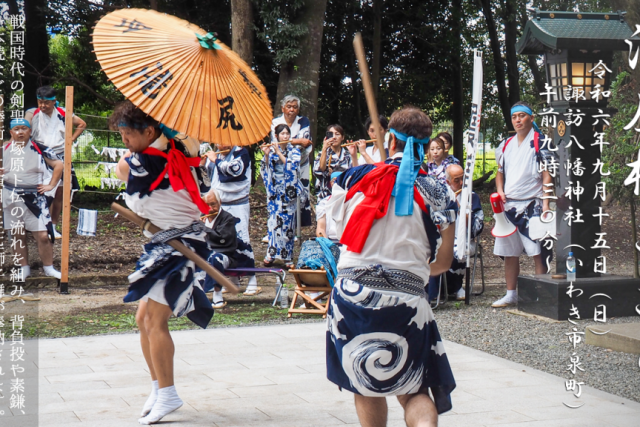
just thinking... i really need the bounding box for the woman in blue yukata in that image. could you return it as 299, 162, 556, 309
423, 136, 459, 184
313, 124, 356, 201
260, 123, 303, 269
112, 101, 211, 425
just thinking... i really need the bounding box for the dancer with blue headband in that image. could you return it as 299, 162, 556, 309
25, 85, 86, 239
325, 106, 459, 425
3, 117, 64, 281
492, 101, 554, 308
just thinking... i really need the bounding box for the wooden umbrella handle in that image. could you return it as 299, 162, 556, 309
111, 203, 240, 294
353, 33, 386, 161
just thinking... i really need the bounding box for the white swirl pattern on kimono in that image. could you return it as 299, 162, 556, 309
342, 332, 424, 396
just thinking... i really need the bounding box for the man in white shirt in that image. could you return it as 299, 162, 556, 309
492, 101, 553, 308
25, 86, 86, 238
326, 106, 458, 426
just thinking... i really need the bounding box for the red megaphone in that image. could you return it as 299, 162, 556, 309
490, 193, 517, 238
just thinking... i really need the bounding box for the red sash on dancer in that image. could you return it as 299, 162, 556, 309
142, 139, 209, 214
340, 163, 427, 253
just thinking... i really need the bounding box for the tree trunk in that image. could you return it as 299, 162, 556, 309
371, 0, 382, 101
350, 52, 365, 137
503, 0, 520, 107
6, 0, 18, 15
276, 0, 328, 146
24, 0, 51, 108
477, 0, 512, 131
519, 10, 546, 96
231, 0, 254, 65
609, 0, 640, 85
631, 195, 639, 278
451, 0, 464, 162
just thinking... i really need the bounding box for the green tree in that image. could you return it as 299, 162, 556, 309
604, 71, 640, 277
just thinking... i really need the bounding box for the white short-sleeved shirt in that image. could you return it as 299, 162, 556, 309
496, 128, 543, 201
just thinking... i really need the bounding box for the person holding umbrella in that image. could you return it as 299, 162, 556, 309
112, 101, 213, 424
93, 9, 275, 424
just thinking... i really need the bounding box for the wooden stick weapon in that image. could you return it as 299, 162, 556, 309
111, 203, 240, 294
353, 33, 387, 161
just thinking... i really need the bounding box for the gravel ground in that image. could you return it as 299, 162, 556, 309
433, 284, 640, 404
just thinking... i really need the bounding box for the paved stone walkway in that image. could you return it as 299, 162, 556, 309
10, 322, 640, 426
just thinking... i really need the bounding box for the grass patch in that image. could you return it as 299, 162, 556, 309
24, 302, 318, 339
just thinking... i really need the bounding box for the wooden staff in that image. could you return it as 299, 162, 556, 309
353, 33, 386, 160
60, 87, 74, 294
111, 203, 240, 294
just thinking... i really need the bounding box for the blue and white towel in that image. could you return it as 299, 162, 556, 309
77, 209, 98, 237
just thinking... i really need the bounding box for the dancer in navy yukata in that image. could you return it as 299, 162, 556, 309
112, 101, 212, 425
325, 106, 458, 427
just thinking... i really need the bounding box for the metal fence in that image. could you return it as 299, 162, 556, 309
72, 113, 125, 191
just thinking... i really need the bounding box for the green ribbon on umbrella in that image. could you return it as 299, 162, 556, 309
196, 32, 221, 50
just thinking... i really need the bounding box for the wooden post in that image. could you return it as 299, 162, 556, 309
353, 33, 386, 160
60, 86, 74, 294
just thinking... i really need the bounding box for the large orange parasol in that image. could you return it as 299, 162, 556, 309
92, 8, 272, 145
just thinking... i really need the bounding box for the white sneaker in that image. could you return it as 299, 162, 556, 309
456, 288, 466, 301
261, 235, 269, 243
491, 294, 517, 308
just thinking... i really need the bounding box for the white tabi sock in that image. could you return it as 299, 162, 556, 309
212, 290, 224, 304
245, 275, 258, 291
43, 265, 61, 280
20, 265, 31, 279
138, 385, 183, 425
141, 380, 159, 417
506, 290, 517, 298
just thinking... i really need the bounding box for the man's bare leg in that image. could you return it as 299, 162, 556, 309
33, 231, 53, 265
11, 230, 28, 267
533, 254, 545, 275
354, 395, 387, 427
136, 300, 159, 417
397, 392, 438, 427
51, 187, 63, 227
504, 256, 520, 291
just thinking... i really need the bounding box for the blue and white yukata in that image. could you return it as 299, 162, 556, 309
123, 134, 214, 328
3, 139, 60, 242
207, 146, 257, 287
325, 154, 458, 414
260, 144, 303, 262
313, 146, 353, 200
494, 129, 553, 257
424, 155, 460, 184
271, 115, 312, 227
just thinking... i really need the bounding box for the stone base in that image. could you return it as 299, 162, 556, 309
586, 323, 640, 355
517, 274, 640, 320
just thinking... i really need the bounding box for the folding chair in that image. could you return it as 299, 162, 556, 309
286, 269, 333, 318
430, 274, 448, 309
431, 235, 485, 309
